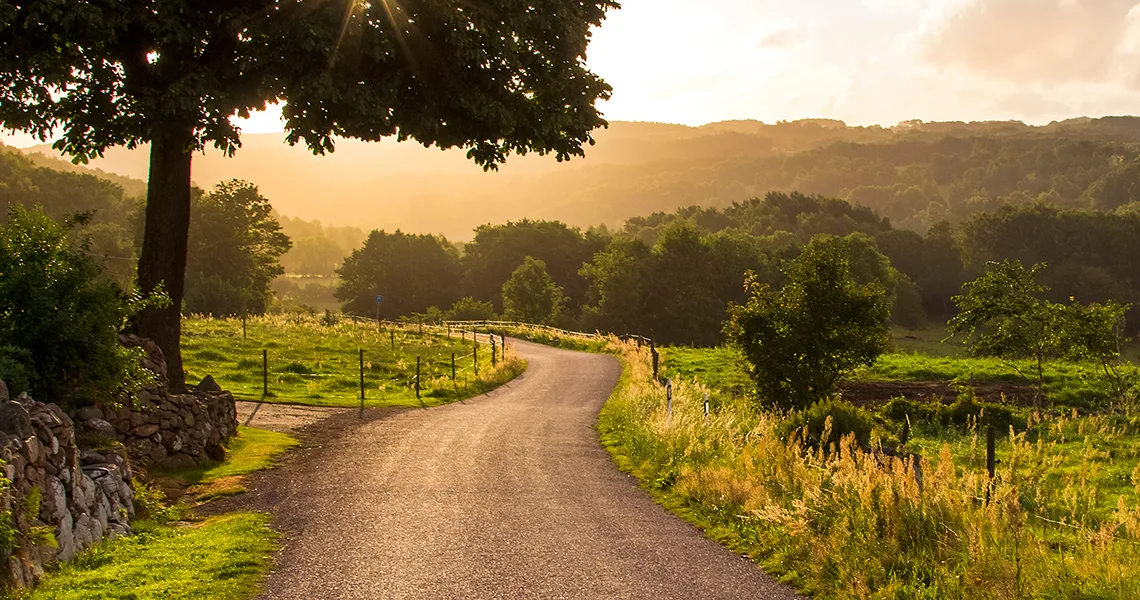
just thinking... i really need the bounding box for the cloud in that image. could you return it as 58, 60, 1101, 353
923, 0, 1140, 85
756, 28, 795, 49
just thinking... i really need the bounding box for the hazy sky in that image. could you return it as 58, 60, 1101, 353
7, 0, 1140, 147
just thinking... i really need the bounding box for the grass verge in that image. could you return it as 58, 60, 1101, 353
600, 341, 1140, 599
148, 426, 299, 502
23, 513, 277, 600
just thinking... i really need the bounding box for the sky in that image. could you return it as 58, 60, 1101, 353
7, 0, 1140, 147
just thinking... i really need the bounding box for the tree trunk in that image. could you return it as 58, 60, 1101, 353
136, 125, 194, 393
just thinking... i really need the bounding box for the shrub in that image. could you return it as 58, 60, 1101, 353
0, 208, 166, 406
778, 397, 875, 450
446, 297, 497, 322
879, 392, 1021, 434
726, 236, 891, 410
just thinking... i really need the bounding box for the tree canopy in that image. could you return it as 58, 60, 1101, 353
501, 257, 565, 325
725, 236, 892, 411
185, 180, 291, 317
336, 230, 462, 319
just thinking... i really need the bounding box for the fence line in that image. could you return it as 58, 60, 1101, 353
196, 316, 515, 403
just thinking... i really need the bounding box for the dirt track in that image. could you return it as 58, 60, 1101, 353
220, 340, 801, 599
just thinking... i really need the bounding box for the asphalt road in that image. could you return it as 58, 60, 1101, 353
253, 339, 802, 599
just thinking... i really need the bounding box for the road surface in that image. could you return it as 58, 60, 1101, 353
252, 339, 802, 599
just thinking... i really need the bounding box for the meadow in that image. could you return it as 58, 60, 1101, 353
181, 314, 524, 408
598, 332, 1140, 598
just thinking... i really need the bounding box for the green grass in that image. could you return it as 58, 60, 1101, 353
663, 345, 1132, 409
24, 513, 277, 600
182, 314, 524, 408
599, 340, 1140, 599
657, 346, 752, 398
494, 325, 611, 353
148, 426, 299, 501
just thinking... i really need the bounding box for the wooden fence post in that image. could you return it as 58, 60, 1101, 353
473, 336, 479, 378
451, 353, 456, 382
262, 349, 268, 397
651, 337, 659, 381
666, 378, 673, 425
359, 349, 365, 413
491, 336, 497, 367
415, 356, 422, 402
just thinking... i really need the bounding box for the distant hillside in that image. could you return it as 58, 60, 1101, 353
22, 116, 1140, 239
18, 149, 148, 198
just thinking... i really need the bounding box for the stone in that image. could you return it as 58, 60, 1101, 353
0, 379, 7, 402
55, 510, 75, 562
24, 436, 42, 464
75, 406, 103, 422
79, 475, 97, 511
42, 476, 67, 523
133, 423, 160, 437
196, 375, 223, 393
80, 450, 107, 465
129, 412, 145, 427
0, 400, 32, 439
160, 452, 195, 470
85, 418, 116, 438
31, 410, 62, 429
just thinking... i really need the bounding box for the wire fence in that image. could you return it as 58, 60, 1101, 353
183, 316, 514, 406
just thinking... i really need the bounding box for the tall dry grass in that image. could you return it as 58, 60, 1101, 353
599, 341, 1140, 599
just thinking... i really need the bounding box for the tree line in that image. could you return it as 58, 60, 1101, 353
334, 190, 1140, 345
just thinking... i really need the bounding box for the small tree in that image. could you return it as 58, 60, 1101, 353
447, 297, 498, 322
1063, 301, 1138, 408
502, 257, 566, 325
725, 237, 892, 411
949, 260, 1063, 405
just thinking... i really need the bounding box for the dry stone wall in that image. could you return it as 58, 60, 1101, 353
0, 383, 134, 588
87, 335, 239, 468
0, 335, 239, 589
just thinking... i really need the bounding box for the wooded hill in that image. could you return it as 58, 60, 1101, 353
19, 116, 1140, 240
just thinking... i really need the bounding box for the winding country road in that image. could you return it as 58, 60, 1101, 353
250, 339, 802, 599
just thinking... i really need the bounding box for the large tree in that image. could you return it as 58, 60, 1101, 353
336, 230, 462, 319
0, 0, 617, 390
185, 180, 291, 316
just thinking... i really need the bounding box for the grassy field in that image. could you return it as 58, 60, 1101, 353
16, 426, 297, 600
182, 315, 524, 407
600, 340, 1140, 599
662, 330, 1138, 409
